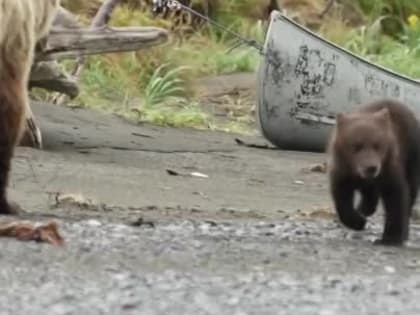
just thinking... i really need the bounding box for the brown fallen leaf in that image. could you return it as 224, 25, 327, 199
309, 162, 327, 173
166, 169, 180, 176
0, 221, 64, 246
50, 192, 99, 210
294, 207, 335, 220
234, 138, 275, 150
130, 217, 155, 228
307, 208, 335, 220
300, 162, 328, 174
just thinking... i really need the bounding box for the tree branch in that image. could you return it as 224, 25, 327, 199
319, 0, 335, 18
52, 0, 121, 105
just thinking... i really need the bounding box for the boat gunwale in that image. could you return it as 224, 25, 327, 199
264, 10, 420, 87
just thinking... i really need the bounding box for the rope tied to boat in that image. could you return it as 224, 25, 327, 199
151, 0, 265, 55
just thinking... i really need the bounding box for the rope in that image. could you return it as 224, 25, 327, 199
152, 0, 265, 55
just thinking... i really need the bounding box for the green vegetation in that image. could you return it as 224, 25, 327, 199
51, 0, 420, 133
322, 0, 420, 79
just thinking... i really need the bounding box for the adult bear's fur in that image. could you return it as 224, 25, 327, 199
0, 0, 59, 214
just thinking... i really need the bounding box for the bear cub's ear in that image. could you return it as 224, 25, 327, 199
335, 113, 348, 128
374, 107, 391, 126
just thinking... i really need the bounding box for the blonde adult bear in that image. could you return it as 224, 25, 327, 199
0, 0, 60, 214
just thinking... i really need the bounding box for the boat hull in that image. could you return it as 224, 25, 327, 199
257, 11, 420, 152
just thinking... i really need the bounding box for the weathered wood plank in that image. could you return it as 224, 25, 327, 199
29, 61, 79, 98
35, 26, 170, 62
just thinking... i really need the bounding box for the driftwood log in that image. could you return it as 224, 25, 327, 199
29, 6, 170, 98
50, 0, 121, 105
39, 25, 169, 62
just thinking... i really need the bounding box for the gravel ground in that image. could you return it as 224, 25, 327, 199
2, 218, 420, 315
1, 102, 420, 314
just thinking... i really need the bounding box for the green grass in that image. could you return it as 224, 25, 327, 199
60, 2, 263, 132
338, 16, 420, 79
130, 64, 212, 128
132, 100, 211, 129
142, 64, 188, 107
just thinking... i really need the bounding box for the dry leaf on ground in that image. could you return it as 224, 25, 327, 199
309, 162, 327, 173
0, 221, 64, 246
294, 207, 335, 220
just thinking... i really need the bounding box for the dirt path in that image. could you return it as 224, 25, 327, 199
194, 73, 257, 132
12, 100, 327, 223
3, 101, 420, 315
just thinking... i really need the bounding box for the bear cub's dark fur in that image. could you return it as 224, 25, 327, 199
327, 99, 420, 246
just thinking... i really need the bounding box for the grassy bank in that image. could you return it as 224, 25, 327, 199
44, 0, 420, 133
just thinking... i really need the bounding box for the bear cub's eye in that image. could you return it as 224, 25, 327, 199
353, 143, 363, 153
372, 142, 381, 151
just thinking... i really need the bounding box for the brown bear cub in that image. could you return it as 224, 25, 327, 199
327, 99, 420, 246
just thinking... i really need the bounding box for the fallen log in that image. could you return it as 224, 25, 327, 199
29, 61, 79, 98
51, 0, 121, 105
36, 26, 170, 62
